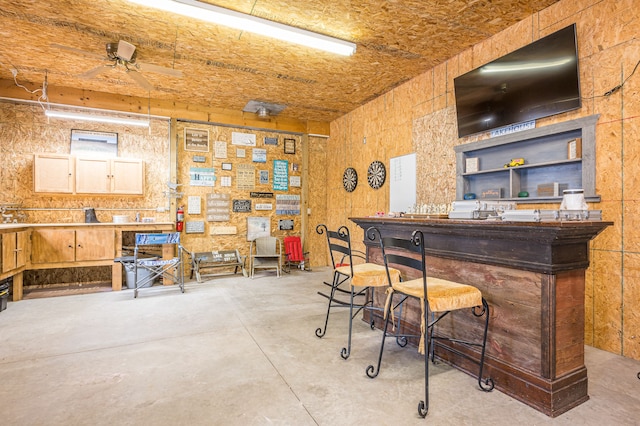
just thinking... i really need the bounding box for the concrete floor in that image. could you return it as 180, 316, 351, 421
1, 267, 639, 425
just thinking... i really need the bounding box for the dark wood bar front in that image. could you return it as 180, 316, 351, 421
350, 217, 611, 417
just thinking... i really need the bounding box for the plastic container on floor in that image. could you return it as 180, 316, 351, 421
0, 282, 9, 312
119, 257, 158, 289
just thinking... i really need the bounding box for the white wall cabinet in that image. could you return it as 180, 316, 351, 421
34, 154, 144, 195
33, 154, 75, 193
75, 157, 144, 195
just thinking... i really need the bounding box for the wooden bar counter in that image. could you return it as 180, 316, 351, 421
350, 216, 611, 418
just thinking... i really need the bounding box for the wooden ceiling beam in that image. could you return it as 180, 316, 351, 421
0, 78, 329, 136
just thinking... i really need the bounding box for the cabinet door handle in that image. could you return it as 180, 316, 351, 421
77, 244, 83, 248
68, 244, 73, 248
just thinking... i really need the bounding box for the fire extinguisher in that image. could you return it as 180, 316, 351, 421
176, 206, 184, 232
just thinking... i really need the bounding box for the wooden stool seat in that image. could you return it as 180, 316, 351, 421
392, 276, 482, 312
337, 263, 398, 288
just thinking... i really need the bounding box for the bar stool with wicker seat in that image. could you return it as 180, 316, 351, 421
365, 226, 493, 418
315, 224, 400, 359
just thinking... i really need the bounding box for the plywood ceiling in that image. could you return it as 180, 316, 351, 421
0, 0, 558, 123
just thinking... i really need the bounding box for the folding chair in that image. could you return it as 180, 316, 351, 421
131, 233, 185, 298
283, 236, 310, 273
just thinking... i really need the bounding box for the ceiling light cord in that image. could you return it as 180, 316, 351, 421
12, 68, 49, 111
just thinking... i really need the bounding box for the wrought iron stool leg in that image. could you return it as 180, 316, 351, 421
366, 292, 394, 378
341, 285, 356, 359
475, 298, 495, 391
419, 288, 430, 417
316, 272, 340, 338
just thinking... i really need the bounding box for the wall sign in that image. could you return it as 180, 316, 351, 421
206, 193, 230, 221
253, 148, 267, 163
490, 120, 535, 138
276, 194, 300, 215
284, 138, 296, 154
214, 141, 227, 158
232, 132, 256, 146
278, 219, 294, 230
185, 128, 209, 152
259, 170, 269, 184
236, 163, 255, 190
232, 199, 252, 212
264, 137, 278, 146
210, 226, 237, 235
255, 203, 273, 211
250, 192, 274, 198
273, 160, 288, 191
185, 221, 205, 234
187, 196, 201, 214
190, 167, 215, 186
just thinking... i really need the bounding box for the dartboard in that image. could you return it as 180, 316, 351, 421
367, 161, 386, 189
343, 167, 358, 192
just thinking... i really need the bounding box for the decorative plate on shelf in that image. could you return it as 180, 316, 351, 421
367, 160, 386, 189
342, 167, 358, 192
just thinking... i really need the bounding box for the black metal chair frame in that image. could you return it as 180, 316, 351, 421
365, 226, 494, 418
315, 224, 387, 360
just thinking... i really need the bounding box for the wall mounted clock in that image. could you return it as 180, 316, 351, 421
343, 167, 358, 192
367, 160, 386, 189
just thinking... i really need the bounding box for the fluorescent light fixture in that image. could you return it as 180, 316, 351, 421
45, 110, 150, 127
127, 0, 356, 56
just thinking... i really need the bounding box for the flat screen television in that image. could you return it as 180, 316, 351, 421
454, 24, 581, 138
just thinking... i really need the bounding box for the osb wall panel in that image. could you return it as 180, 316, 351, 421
0, 101, 170, 223
173, 121, 304, 265
413, 107, 459, 204
306, 135, 329, 268
325, 0, 640, 361
0, 101, 171, 289
326, 92, 413, 254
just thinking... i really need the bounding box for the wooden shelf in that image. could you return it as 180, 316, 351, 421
455, 115, 600, 202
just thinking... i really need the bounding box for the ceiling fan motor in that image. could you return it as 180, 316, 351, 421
106, 41, 137, 62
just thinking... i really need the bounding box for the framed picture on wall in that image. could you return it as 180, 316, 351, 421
71, 129, 118, 157
259, 170, 269, 184
185, 128, 209, 152
247, 216, 270, 241
284, 138, 296, 154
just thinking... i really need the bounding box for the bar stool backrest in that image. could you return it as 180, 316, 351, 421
366, 227, 425, 287
316, 224, 363, 277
